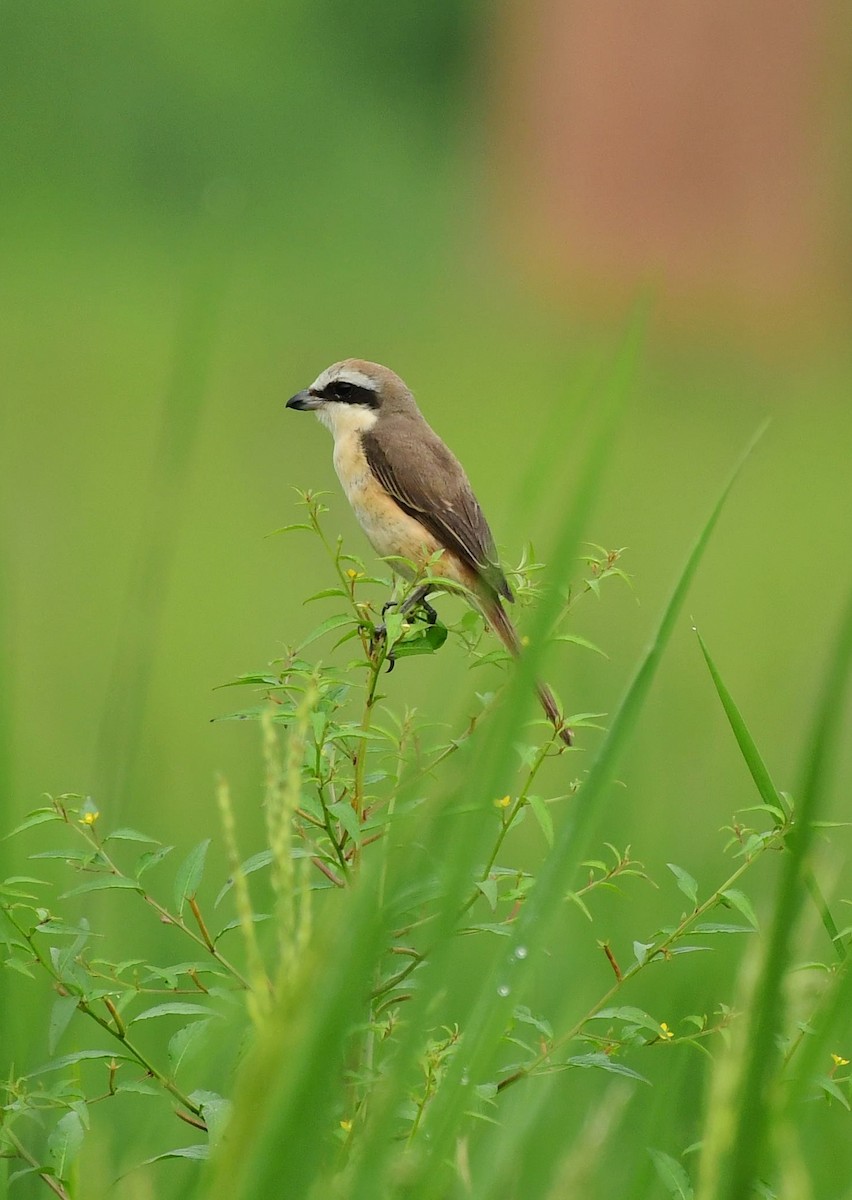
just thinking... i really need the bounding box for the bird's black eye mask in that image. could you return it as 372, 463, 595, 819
315, 379, 379, 408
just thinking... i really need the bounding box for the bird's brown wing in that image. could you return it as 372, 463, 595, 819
361, 417, 513, 602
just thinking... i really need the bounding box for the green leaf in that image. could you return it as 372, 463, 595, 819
565, 1052, 649, 1083
297, 614, 355, 651
720, 887, 759, 930
215, 849, 274, 907
135, 845, 174, 878
553, 633, 608, 658
216, 673, 283, 689
48, 1111, 85, 1181
191, 1091, 232, 1145
106, 828, 159, 844
30, 1049, 134, 1076
692, 922, 755, 936
475, 879, 499, 911
329, 801, 360, 845
633, 940, 655, 966
696, 630, 782, 816
6, 809, 63, 838
133, 1146, 210, 1169
816, 1076, 851, 1109
60, 876, 143, 899
667, 863, 698, 906
169, 1019, 215, 1075
174, 839, 210, 915
526, 795, 554, 848
215, 914, 272, 941
512, 1005, 553, 1040
304, 587, 349, 603
649, 1149, 694, 1200
590, 1006, 665, 1036
268, 523, 313, 535
130, 1002, 212, 1024
389, 621, 449, 659
48, 995, 79, 1055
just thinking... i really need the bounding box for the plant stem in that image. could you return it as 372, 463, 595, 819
352, 650, 383, 828
71, 822, 251, 989
496, 826, 786, 1091
2, 906, 204, 1119
2, 1129, 72, 1200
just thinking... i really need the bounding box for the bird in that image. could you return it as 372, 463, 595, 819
286, 359, 572, 746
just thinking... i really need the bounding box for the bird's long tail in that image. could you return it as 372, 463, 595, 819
484, 599, 573, 747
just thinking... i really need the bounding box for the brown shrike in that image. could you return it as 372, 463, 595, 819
286, 359, 572, 745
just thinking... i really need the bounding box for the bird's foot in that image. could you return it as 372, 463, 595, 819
419, 598, 438, 625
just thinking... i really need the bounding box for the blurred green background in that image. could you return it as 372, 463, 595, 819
2, 0, 851, 1190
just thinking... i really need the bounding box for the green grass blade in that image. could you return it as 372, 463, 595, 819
341, 320, 644, 1200
696, 630, 843, 956
696, 630, 783, 812
410, 423, 769, 1198
203, 870, 389, 1200
720, 584, 852, 1200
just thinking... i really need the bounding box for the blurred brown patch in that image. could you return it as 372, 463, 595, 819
490, 1, 846, 336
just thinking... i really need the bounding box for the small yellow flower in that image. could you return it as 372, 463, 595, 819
659, 1022, 674, 1041
520, 635, 530, 647
346, 569, 361, 580
831, 1053, 850, 1067
339, 1119, 352, 1132
494, 795, 512, 809
80, 810, 99, 826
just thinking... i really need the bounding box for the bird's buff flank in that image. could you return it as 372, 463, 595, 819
286, 358, 572, 745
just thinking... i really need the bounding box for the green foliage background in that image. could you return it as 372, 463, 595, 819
1, 3, 851, 1197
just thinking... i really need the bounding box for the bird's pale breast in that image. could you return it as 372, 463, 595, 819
331, 425, 473, 587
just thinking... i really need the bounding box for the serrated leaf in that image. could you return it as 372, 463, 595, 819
565, 1052, 649, 1082
6, 810, 63, 837
475, 878, 499, 911
589, 1006, 664, 1036
216, 673, 282, 689
329, 800, 361, 844
553, 633, 608, 658
512, 1005, 553, 1040
692, 922, 755, 935
30, 1050, 134, 1077
527, 795, 554, 848
297, 614, 355, 651
135, 845, 174, 878
116, 1080, 159, 1096
48, 995, 80, 1055
214, 849, 274, 907
29, 849, 93, 862
48, 1111, 85, 1180
269, 523, 313, 535
649, 1148, 694, 1200
720, 888, 759, 930
667, 863, 698, 906
106, 828, 159, 844
633, 940, 655, 966
304, 587, 349, 603
130, 1002, 212, 1024
389, 621, 449, 659
191, 1091, 232, 1145
169, 1019, 215, 1075
215, 913, 272, 941
134, 1145, 210, 1169
60, 876, 143, 899
174, 840, 210, 915
816, 1076, 851, 1109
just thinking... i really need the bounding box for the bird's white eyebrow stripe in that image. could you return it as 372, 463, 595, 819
310, 366, 377, 393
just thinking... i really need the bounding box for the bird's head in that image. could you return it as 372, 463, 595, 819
287, 359, 416, 435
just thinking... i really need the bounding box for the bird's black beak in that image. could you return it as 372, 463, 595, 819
286, 389, 319, 411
